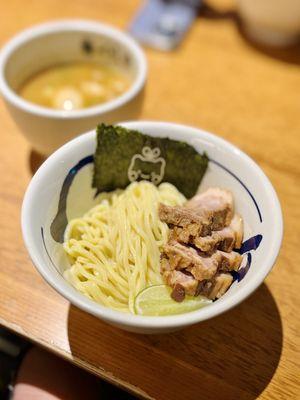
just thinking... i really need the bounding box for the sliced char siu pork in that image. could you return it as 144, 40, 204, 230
162, 241, 219, 279
162, 263, 235, 301
163, 268, 199, 297
192, 214, 243, 252
185, 187, 234, 228
170, 213, 243, 253
199, 273, 234, 300
159, 187, 244, 301
159, 187, 234, 241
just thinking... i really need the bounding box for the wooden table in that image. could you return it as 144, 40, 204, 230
1, 1, 300, 399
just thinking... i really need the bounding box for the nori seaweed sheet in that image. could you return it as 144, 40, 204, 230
93, 124, 208, 198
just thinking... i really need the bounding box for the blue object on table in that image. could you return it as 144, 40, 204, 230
129, 0, 201, 51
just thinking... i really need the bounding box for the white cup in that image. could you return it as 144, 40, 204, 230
237, 0, 300, 46
0, 20, 147, 155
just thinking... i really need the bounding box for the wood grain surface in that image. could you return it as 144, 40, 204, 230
0, 1, 300, 399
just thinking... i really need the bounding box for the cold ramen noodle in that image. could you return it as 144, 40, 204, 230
63, 182, 185, 313
62, 125, 244, 316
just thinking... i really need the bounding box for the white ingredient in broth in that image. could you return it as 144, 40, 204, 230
63, 182, 186, 313
18, 62, 132, 110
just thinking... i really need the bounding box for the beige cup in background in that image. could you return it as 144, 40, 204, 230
237, 0, 300, 46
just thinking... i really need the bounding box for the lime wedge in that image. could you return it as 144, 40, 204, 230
134, 284, 212, 316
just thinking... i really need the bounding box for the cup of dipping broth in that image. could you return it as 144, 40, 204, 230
0, 20, 147, 155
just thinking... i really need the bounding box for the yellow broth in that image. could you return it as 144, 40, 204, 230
18, 62, 132, 110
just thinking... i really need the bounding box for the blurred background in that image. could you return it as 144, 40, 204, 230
1, 0, 300, 165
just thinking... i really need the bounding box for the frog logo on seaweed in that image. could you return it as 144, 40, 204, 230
128, 146, 166, 185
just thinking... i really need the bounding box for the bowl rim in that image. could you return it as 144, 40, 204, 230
21, 121, 283, 329
0, 19, 147, 119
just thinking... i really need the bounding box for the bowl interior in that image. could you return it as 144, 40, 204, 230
22, 122, 282, 330
4, 23, 138, 96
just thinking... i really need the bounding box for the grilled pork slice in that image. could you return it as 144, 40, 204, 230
162, 241, 242, 277
162, 241, 218, 280
159, 188, 234, 241
203, 273, 233, 300
217, 251, 242, 272
193, 227, 235, 252
171, 284, 186, 302
159, 203, 212, 237
161, 252, 238, 300
192, 214, 244, 252
186, 187, 234, 230
163, 269, 199, 296
163, 269, 234, 300
230, 213, 243, 248
187, 250, 242, 279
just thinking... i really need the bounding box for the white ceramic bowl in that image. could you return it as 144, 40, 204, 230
21, 121, 283, 334
0, 20, 147, 155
